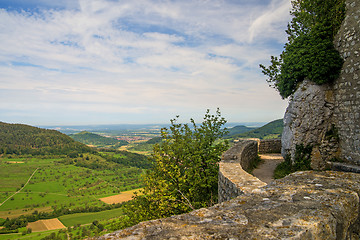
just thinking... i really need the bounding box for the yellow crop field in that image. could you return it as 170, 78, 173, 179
27, 218, 66, 232
99, 189, 142, 204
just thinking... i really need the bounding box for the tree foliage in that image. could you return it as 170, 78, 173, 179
99, 149, 151, 169
0, 122, 93, 156
260, 0, 345, 98
124, 109, 229, 225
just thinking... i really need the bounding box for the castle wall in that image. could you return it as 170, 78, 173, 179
258, 139, 281, 154
218, 140, 266, 203
333, 0, 360, 164
282, 0, 360, 168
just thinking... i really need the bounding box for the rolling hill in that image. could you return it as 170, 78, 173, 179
226, 119, 284, 140
225, 125, 255, 137
70, 131, 128, 148
0, 122, 93, 156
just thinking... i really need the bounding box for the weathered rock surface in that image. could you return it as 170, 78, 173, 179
281, 80, 339, 169
282, 0, 360, 168
94, 171, 360, 240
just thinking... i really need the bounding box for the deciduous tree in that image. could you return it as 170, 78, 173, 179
124, 109, 228, 225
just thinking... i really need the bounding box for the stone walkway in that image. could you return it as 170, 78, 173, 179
252, 154, 284, 184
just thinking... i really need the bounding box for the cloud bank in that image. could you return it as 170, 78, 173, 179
0, 0, 291, 125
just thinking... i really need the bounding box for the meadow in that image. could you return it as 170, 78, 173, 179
58, 207, 124, 227
0, 155, 143, 220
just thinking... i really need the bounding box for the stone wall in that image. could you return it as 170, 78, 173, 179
258, 139, 281, 154
282, 0, 360, 168
94, 139, 360, 240
95, 171, 360, 240
333, 0, 360, 164
218, 140, 266, 203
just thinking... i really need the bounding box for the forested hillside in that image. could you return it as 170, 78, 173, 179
70, 131, 128, 148
0, 122, 93, 155
227, 119, 283, 139
225, 125, 255, 137
99, 149, 151, 169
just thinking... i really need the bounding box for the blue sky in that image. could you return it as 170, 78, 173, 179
0, 0, 291, 125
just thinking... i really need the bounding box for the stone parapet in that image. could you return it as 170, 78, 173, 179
218, 140, 266, 203
258, 139, 281, 154
95, 171, 360, 240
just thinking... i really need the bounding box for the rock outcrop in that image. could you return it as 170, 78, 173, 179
282, 80, 340, 169
95, 171, 360, 240
282, 0, 360, 169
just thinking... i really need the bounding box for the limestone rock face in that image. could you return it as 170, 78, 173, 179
282, 80, 340, 169
93, 171, 360, 240
282, 0, 360, 167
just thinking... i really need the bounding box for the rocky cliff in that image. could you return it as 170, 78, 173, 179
282, 0, 360, 169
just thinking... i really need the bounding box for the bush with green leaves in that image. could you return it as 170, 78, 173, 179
123, 109, 229, 225
260, 0, 345, 99
274, 144, 313, 179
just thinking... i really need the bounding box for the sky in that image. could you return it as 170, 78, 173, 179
0, 0, 291, 126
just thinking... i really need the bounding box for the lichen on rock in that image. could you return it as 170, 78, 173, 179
93, 171, 360, 240
281, 80, 340, 170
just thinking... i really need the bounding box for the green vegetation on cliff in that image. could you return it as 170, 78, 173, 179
260, 0, 345, 98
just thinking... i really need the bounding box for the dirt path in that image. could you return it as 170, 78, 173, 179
0, 168, 38, 207
253, 154, 283, 184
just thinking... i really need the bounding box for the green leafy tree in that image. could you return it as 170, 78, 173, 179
260, 0, 345, 99
124, 109, 228, 225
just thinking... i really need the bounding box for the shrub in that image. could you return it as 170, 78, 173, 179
260, 0, 346, 99
274, 144, 313, 179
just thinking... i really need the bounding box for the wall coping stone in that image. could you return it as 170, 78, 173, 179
219, 161, 266, 194
329, 161, 360, 173
95, 171, 360, 240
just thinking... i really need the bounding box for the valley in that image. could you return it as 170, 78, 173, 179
0, 120, 282, 240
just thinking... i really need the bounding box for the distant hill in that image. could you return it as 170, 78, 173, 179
145, 137, 162, 144
227, 119, 284, 140
225, 125, 255, 137
127, 137, 163, 153
70, 131, 128, 148
0, 122, 93, 156
99, 149, 151, 169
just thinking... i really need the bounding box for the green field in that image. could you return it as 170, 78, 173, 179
0, 155, 143, 217
59, 207, 124, 226
0, 229, 60, 240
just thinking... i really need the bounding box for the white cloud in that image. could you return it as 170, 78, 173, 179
0, 0, 291, 125
248, 0, 291, 42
